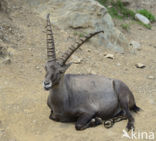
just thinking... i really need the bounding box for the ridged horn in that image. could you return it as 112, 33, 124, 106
46, 13, 56, 62
59, 30, 104, 65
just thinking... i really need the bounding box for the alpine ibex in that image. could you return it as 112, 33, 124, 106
43, 14, 140, 131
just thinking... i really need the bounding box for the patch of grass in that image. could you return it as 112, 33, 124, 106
97, 0, 135, 19
97, 0, 109, 6
73, 32, 85, 37
79, 33, 85, 38
120, 23, 130, 31
137, 9, 155, 22
111, 0, 135, 19
137, 21, 152, 29
97, 0, 154, 29
108, 7, 122, 19
144, 24, 152, 29
73, 32, 78, 36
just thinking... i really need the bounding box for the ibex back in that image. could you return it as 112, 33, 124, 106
43, 14, 141, 131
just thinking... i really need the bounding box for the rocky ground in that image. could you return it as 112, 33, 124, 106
0, 0, 156, 141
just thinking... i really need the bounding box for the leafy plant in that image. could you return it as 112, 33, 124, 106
97, 0, 154, 29
137, 21, 152, 29
143, 24, 152, 29
97, 0, 135, 19
97, 0, 109, 6
73, 32, 78, 36
137, 9, 155, 22
79, 33, 85, 38
108, 7, 121, 18
121, 23, 130, 31
73, 32, 85, 38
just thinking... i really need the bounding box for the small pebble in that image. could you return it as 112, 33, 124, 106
87, 49, 91, 52
90, 71, 96, 75
36, 66, 40, 69
116, 63, 121, 66
135, 63, 146, 68
71, 55, 82, 64
2, 57, 11, 64
104, 53, 114, 59
130, 40, 141, 51
148, 76, 155, 79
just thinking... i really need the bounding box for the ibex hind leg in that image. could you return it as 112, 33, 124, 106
122, 104, 135, 131
49, 110, 59, 121
118, 94, 135, 131
113, 80, 135, 131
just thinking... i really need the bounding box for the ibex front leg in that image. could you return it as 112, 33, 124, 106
75, 113, 95, 130
49, 111, 60, 121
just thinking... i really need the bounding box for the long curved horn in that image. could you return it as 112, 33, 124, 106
59, 31, 104, 65
46, 13, 56, 62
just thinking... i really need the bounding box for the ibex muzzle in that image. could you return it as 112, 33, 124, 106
43, 14, 141, 131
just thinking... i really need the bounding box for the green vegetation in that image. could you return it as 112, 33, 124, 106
109, 0, 135, 19
143, 24, 152, 29
73, 32, 85, 38
97, 0, 135, 19
73, 32, 78, 36
97, 0, 155, 29
137, 21, 152, 29
137, 9, 155, 22
79, 33, 85, 38
97, 0, 109, 6
120, 23, 130, 31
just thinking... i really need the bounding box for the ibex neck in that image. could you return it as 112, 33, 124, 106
50, 75, 68, 102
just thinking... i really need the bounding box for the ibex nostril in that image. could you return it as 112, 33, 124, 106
43, 81, 52, 90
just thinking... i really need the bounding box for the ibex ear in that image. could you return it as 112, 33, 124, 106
59, 63, 72, 73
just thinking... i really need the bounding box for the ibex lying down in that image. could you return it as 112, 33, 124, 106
43, 14, 140, 131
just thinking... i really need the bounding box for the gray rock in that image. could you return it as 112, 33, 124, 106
87, 68, 97, 74
35, 66, 40, 70
104, 53, 114, 59
87, 49, 91, 52
116, 63, 121, 66
130, 40, 141, 51
90, 71, 97, 75
0, 41, 8, 57
2, 57, 11, 64
7, 48, 16, 56
135, 13, 150, 25
71, 55, 82, 64
148, 75, 155, 79
34, 0, 129, 53
135, 63, 146, 68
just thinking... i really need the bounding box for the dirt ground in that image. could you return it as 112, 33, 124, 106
0, 1, 156, 141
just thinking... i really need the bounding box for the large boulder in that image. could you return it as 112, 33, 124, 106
30, 0, 129, 53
